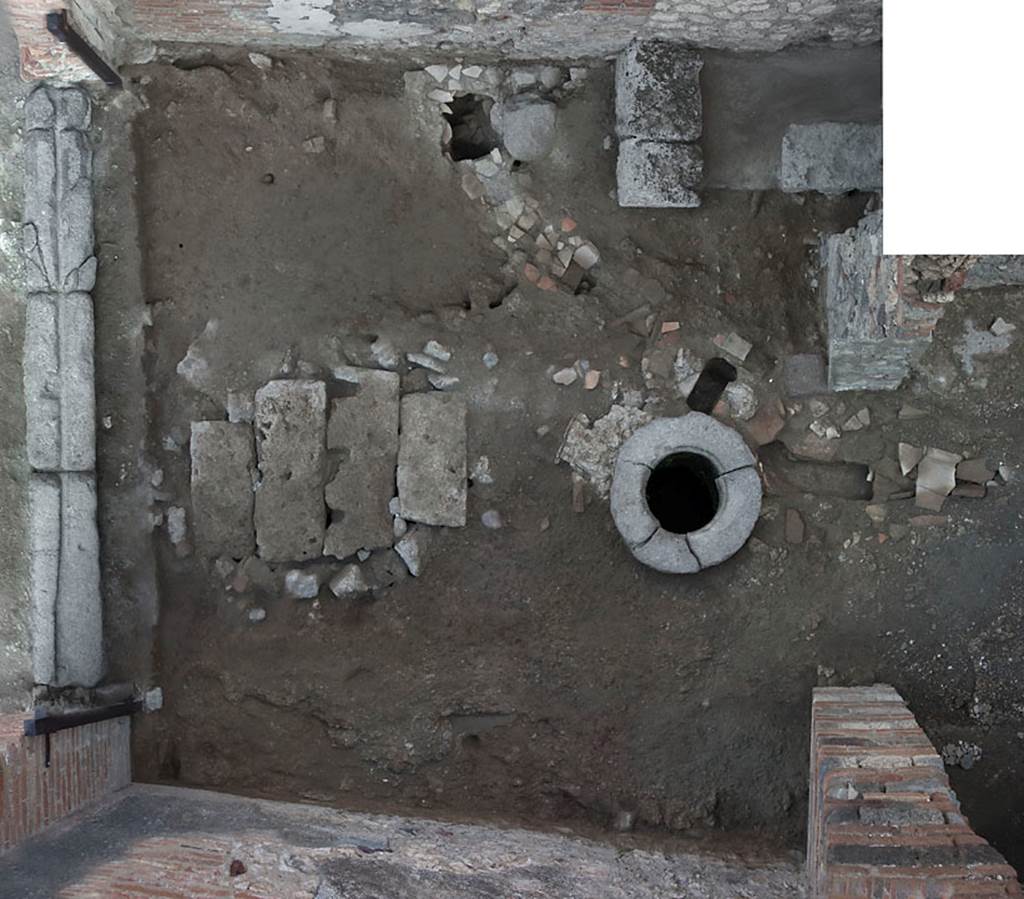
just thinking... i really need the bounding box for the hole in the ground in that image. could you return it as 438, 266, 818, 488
443, 94, 500, 161
645, 452, 720, 534
686, 357, 737, 414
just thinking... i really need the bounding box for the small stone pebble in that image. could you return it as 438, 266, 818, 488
248, 607, 267, 622
482, 351, 499, 369
553, 367, 578, 386
481, 509, 503, 529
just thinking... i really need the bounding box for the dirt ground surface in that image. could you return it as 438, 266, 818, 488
88, 50, 1024, 870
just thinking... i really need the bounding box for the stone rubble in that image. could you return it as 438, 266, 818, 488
329, 564, 370, 597
395, 526, 430, 577
558, 404, 653, 498
284, 569, 320, 599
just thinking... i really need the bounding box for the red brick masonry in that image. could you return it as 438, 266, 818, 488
0, 712, 131, 852
809, 685, 1021, 898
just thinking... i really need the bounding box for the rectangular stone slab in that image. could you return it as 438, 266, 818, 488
780, 123, 882, 194
28, 474, 60, 685
254, 380, 326, 562
190, 421, 255, 558
617, 139, 702, 209
55, 473, 103, 687
23, 292, 95, 472
615, 40, 703, 142
397, 393, 467, 527
323, 368, 400, 560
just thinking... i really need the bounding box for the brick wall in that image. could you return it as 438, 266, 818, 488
809, 685, 1021, 898
0, 711, 131, 852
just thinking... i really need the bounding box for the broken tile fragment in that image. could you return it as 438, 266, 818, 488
553, 367, 578, 386
423, 340, 452, 362
990, 317, 1016, 336
898, 404, 928, 420
713, 332, 752, 362
915, 447, 962, 511
584, 370, 601, 390
898, 443, 923, 477
956, 457, 994, 484
406, 352, 446, 373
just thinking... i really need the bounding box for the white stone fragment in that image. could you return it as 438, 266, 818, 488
425, 65, 448, 83
329, 564, 369, 597
423, 340, 452, 361
284, 569, 320, 599
553, 367, 578, 386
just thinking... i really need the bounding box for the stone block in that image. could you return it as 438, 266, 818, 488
190, 421, 255, 558
823, 211, 928, 391
617, 139, 702, 208
323, 368, 400, 560
254, 380, 326, 562
24, 292, 95, 472
780, 123, 882, 194
55, 473, 103, 687
28, 474, 60, 685
493, 97, 557, 162
615, 40, 703, 142
397, 393, 467, 527
23, 87, 95, 294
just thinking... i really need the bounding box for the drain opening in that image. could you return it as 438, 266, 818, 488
443, 94, 500, 161
645, 452, 720, 534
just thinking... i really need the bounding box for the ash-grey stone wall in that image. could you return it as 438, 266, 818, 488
104, 0, 880, 66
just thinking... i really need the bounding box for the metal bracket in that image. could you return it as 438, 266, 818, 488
45, 9, 122, 88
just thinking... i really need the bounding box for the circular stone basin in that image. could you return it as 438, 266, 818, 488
610, 413, 762, 574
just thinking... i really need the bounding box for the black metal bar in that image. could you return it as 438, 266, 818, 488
45, 9, 122, 89
24, 700, 142, 737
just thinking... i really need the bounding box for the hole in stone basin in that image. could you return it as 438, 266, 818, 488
645, 452, 720, 534
443, 94, 500, 161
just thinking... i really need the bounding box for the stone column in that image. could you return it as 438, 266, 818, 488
23, 85, 102, 688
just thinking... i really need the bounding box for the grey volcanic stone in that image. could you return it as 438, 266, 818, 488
632, 528, 701, 574
323, 368, 400, 560
822, 211, 924, 391
254, 380, 326, 561
55, 473, 102, 687
494, 97, 557, 162
688, 466, 763, 568
608, 457, 657, 548
616, 40, 703, 142
24, 292, 96, 472
610, 414, 760, 574
190, 421, 256, 558
617, 139, 702, 208
397, 394, 467, 527
780, 123, 881, 194
617, 413, 755, 475
28, 474, 60, 685
23, 87, 95, 294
